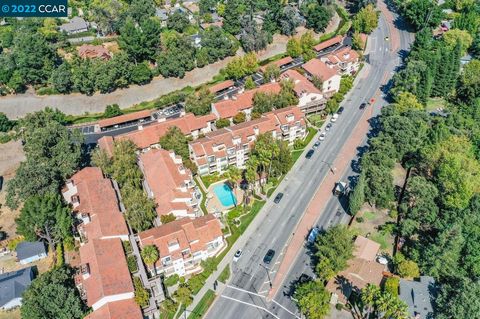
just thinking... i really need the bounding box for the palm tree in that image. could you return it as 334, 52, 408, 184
141, 245, 159, 275
226, 166, 242, 206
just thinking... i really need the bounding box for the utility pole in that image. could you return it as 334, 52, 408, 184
321, 160, 336, 174
259, 263, 272, 288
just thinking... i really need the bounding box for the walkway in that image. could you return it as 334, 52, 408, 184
0, 14, 340, 119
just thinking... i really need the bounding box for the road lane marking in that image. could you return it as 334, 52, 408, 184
258, 290, 269, 294
220, 295, 280, 319
226, 284, 267, 298
271, 299, 302, 319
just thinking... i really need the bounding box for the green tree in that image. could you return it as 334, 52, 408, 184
300, 31, 316, 61
400, 0, 442, 31
293, 280, 330, 319
91, 148, 113, 175
349, 172, 366, 215
244, 76, 256, 89
51, 62, 73, 94
286, 38, 303, 58
104, 104, 123, 118
141, 245, 159, 269
240, 15, 269, 52
122, 186, 157, 232
90, 0, 124, 34
167, 11, 190, 33
391, 92, 423, 113
6, 108, 83, 208
21, 266, 86, 319
159, 126, 190, 160
301, 2, 333, 33
131, 62, 152, 84
263, 63, 281, 82
384, 277, 400, 297
119, 17, 161, 62
436, 279, 480, 319
133, 276, 150, 307
356, 284, 409, 319
216, 118, 231, 128
352, 4, 378, 34
129, 0, 156, 23
222, 0, 243, 34
0, 112, 13, 132
442, 29, 473, 55
174, 285, 193, 307
185, 86, 214, 116
397, 259, 420, 279
315, 225, 354, 281
16, 193, 73, 252
157, 35, 196, 78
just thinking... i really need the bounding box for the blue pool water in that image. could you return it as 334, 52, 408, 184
213, 183, 237, 207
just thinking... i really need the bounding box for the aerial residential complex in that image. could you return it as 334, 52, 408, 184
138, 214, 224, 277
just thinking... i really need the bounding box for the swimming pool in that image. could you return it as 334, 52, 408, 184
213, 183, 237, 207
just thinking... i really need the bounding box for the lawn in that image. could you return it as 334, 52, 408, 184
426, 97, 446, 112
291, 150, 303, 164
307, 114, 325, 128
195, 177, 208, 215
0, 309, 20, 319
217, 265, 231, 284
304, 127, 318, 146
200, 173, 225, 189
187, 290, 216, 319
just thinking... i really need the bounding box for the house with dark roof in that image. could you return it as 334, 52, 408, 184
15, 242, 47, 265
59, 17, 89, 34
0, 266, 35, 310
399, 276, 437, 319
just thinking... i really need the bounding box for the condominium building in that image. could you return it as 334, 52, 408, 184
302, 58, 342, 97
320, 46, 360, 75
63, 167, 142, 319
98, 112, 217, 154
138, 149, 200, 219
189, 106, 306, 175
62, 167, 129, 244
212, 82, 281, 122
280, 69, 327, 114
138, 214, 225, 277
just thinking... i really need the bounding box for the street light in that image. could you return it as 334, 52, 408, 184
320, 160, 336, 175
259, 263, 272, 289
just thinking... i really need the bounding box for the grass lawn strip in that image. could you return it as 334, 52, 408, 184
187, 290, 216, 319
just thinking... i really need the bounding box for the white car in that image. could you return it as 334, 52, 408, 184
319, 132, 326, 141
331, 113, 339, 123
233, 249, 243, 262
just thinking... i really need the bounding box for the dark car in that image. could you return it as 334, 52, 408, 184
305, 149, 314, 159
325, 123, 332, 131
263, 249, 276, 264
359, 102, 367, 109
274, 192, 284, 204
337, 107, 344, 114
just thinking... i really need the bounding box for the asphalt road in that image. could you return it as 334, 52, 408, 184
205, 3, 413, 319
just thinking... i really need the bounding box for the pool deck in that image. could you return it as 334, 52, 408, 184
206, 180, 244, 214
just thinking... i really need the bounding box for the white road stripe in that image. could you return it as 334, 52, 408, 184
220, 295, 280, 319
226, 284, 267, 298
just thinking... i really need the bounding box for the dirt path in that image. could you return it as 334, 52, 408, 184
0, 13, 340, 119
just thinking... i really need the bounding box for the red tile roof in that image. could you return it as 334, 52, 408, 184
324, 46, 360, 65
190, 106, 305, 160
302, 59, 339, 81
209, 80, 235, 93
213, 82, 281, 119
313, 35, 343, 51
98, 110, 152, 129
281, 69, 322, 96
79, 238, 134, 308
138, 214, 223, 259
139, 149, 194, 216
260, 56, 294, 72
354, 236, 380, 261
84, 299, 142, 319
97, 136, 114, 157
78, 44, 112, 60
115, 113, 215, 149
69, 167, 129, 239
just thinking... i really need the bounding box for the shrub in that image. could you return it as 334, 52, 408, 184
127, 255, 138, 273
356, 216, 365, 223
133, 277, 150, 307
55, 244, 64, 267
122, 240, 133, 254
384, 277, 400, 297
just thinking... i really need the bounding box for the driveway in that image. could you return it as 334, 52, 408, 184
0, 14, 340, 120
